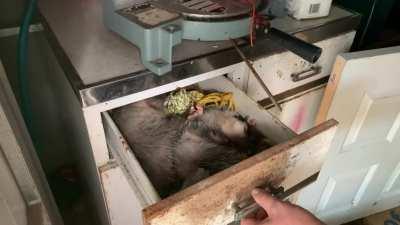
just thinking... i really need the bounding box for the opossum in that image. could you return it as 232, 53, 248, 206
112, 95, 269, 197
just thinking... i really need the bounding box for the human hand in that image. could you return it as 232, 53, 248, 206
241, 188, 324, 225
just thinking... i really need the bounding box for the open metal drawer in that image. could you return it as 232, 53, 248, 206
102, 76, 337, 225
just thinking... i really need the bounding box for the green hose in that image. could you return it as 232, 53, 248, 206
17, 0, 38, 152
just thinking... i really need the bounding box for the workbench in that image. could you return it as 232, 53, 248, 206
36, 1, 360, 224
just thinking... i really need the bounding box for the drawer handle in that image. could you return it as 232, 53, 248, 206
228, 186, 284, 225
232, 185, 285, 223
230, 172, 319, 225
291, 66, 321, 82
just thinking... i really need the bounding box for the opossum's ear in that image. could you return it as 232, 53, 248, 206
187, 105, 204, 120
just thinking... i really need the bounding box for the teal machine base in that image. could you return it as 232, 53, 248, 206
103, 0, 252, 75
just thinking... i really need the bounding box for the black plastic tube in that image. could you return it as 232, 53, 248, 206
266, 27, 322, 63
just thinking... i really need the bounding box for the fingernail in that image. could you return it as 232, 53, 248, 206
252, 188, 263, 196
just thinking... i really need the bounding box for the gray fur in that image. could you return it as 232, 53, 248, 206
112, 96, 267, 197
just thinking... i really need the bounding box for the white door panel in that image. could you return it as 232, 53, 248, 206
297, 46, 400, 224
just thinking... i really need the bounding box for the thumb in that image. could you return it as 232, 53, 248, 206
251, 188, 279, 213
241, 217, 257, 225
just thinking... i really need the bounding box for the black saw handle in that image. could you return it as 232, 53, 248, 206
265, 27, 322, 63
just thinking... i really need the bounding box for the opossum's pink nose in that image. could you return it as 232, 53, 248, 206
247, 118, 256, 126
188, 104, 204, 120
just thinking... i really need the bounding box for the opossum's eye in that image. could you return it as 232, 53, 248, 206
234, 114, 247, 122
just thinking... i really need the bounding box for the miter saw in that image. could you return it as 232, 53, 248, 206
103, 0, 322, 75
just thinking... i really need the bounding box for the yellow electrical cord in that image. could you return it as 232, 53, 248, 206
197, 92, 236, 111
